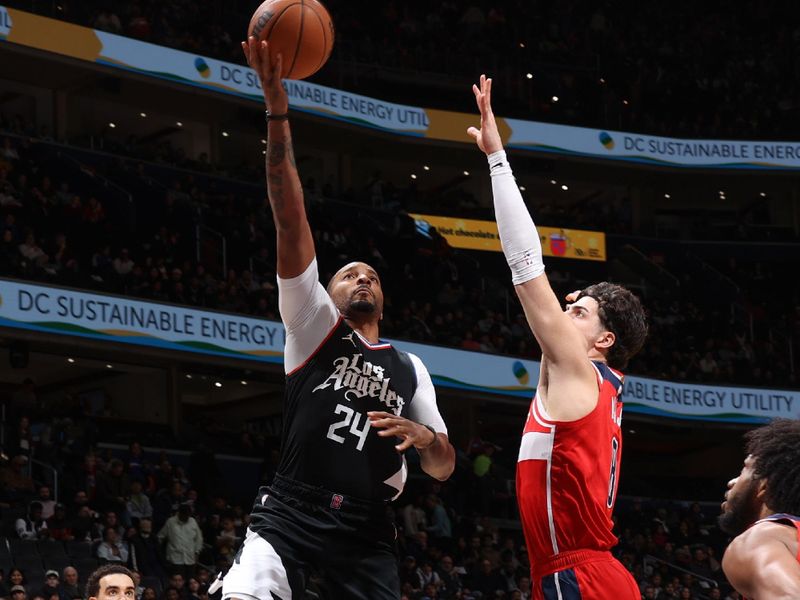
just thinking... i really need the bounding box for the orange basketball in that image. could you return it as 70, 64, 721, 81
248, 0, 335, 80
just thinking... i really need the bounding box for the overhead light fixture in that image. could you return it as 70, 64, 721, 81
139, 112, 147, 118
561, 184, 569, 191
67, 358, 75, 363
664, 193, 671, 199
526, 73, 533, 79
463, 170, 470, 176
176, 121, 183, 127
222, 131, 230, 137
108, 122, 116, 128
214, 381, 222, 388
550, 179, 557, 185
519, 43, 526, 48
240, 380, 248, 386
410, 174, 417, 180
759, 192, 766, 197
551, 96, 559, 103
519, 186, 526, 191
423, 165, 430, 171
106, 364, 113, 369
261, 139, 267, 145
186, 374, 193, 379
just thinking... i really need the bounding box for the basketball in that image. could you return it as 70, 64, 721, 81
247, 0, 335, 80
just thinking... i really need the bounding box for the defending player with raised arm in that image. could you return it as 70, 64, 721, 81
468, 75, 648, 600
719, 419, 800, 600
215, 38, 455, 600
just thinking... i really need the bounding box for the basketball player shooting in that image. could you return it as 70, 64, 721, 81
718, 419, 800, 599
216, 38, 455, 600
468, 75, 648, 600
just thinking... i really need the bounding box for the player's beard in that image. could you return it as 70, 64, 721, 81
718, 479, 761, 536
349, 298, 376, 314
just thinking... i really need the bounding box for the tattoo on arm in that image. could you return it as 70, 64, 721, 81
268, 141, 286, 167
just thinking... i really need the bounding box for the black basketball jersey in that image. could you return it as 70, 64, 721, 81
274, 319, 419, 501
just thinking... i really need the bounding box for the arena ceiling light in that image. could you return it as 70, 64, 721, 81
551, 96, 559, 103
240, 380, 248, 386
759, 192, 766, 197
519, 186, 526, 191
664, 193, 671, 199
423, 165, 430, 171
561, 184, 569, 191
176, 122, 183, 127
410, 174, 417, 180
108, 122, 116, 128
214, 381, 223, 388
599, 78, 606, 84
222, 131, 230, 137
463, 170, 470, 176
526, 73, 533, 79
139, 112, 147, 118
106, 364, 113, 369
519, 43, 526, 48
185, 374, 193, 379
550, 179, 557, 185
67, 357, 75, 363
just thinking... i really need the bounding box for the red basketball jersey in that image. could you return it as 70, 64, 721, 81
517, 361, 625, 571
754, 513, 800, 561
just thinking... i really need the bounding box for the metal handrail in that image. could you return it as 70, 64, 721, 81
29, 457, 59, 503
643, 553, 719, 595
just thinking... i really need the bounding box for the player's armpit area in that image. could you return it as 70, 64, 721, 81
722, 522, 800, 600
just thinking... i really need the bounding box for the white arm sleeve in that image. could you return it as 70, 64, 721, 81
406, 353, 447, 434
487, 150, 545, 285
277, 258, 340, 374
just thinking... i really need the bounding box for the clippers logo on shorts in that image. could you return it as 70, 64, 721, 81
330, 494, 344, 510
312, 351, 405, 415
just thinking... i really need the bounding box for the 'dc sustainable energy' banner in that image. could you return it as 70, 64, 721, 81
2, 6, 800, 169
1, 279, 798, 425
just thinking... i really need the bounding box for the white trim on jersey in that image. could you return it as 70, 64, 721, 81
554, 571, 564, 599
530, 397, 560, 556
384, 457, 408, 500
221, 528, 293, 600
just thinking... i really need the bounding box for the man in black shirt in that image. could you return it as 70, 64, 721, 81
215, 38, 456, 600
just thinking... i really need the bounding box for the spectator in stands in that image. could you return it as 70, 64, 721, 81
37, 486, 56, 520
1, 455, 35, 501
402, 495, 428, 538
469, 558, 508, 598
15, 501, 48, 539
39, 571, 60, 600
46, 503, 74, 541
96, 459, 131, 521
8, 569, 26, 591
157, 503, 202, 579
127, 480, 153, 524
425, 494, 452, 542
128, 518, 165, 579
97, 527, 130, 564
10, 585, 27, 600
58, 567, 81, 600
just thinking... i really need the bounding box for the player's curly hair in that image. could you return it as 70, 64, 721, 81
86, 564, 135, 598
746, 418, 800, 515
577, 282, 648, 370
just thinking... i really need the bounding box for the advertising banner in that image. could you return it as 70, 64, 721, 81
1, 280, 796, 424
410, 213, 606, 261
3, 7, 799, 169
506, 120, 800, 170
0, 280, 285, 363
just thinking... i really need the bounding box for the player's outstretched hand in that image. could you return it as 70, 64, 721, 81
242, 36, 288, 115
467, 74, 503, 156
368, 411, 436, 452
